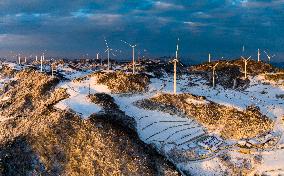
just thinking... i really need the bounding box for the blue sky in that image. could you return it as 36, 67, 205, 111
0, 0, 283, 62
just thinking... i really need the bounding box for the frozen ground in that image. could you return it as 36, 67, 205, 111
2, 62, 284, 175
54, 76, 110, 119
51, 67, 283, 175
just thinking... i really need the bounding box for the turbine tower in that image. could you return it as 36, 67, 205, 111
96, 53, 99, 60
210, 63, 219, 88
172, 38, 179, 94
51, 64, 54, 77
121, 40, 137, 74
18, 54, 21, 65
257, 49, 260, 62
96, 52, 101, 66
40, 55, 43, 72
241, 56, 251, 79
104, 39, 113, 71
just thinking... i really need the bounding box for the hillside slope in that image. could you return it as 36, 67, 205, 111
0, 69, 179, 175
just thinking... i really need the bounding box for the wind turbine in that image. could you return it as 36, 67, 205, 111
51, 64, 54, 77
96, 52, 101, 65
208, 53, 211, 63
171, 38, 180, 94
104, 39, 113, 71
241, 56, 251, 79
18, 54, 21, 65
40, 55, 43, 72
51, 62, 57, 78
210, 63, 219, 88
96, 52, 99, 60
121, 40, 137, 74
257, 49, 260, 62
264, 51, 275, 64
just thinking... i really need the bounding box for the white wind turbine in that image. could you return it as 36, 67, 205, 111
51, 62, 57, 78
210, 63, 219, 88
96, 52, 102, 66
40, 53, 44, 72
171, 38, 180, 94
257, 49, 261, 62
96, 52, 99, 60
121, 40, 137, 74
18, 54, 21, 65
51, 63, 54, 77
104, 39, 113, 71
241, 56, 251, 79
264, 51, 275, 64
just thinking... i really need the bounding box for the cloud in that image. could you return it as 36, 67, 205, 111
89, 13, 123, 26
192, 11, 212, 19
71, 10, 123, 26
230, 0, 284, 8
153, 1, 184, 10
183, 21, 207, 27
0, 0, 283, 61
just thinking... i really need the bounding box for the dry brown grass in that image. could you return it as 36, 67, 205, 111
94, 71, 150, 93
0, 69, 179, 175
137, 93, 273, 140
0, 65, 16, 78
191, 59, 278, 75
265, 72, 284, 83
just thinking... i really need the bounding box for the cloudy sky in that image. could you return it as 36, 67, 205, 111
0, 0, 283, 62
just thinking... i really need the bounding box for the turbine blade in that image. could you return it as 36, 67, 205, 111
264, 51, 270, 58
111, 52, 117, 57
104, 38, 109, 49
121, 40, 132, 47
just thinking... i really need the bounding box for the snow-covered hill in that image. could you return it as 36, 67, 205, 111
48, 60, 284, 175
1, 59, 284, 175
